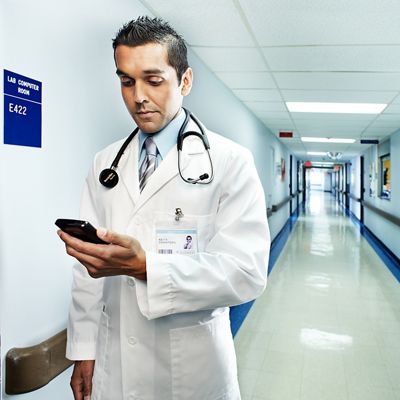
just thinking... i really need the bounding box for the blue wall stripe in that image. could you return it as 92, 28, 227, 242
230, 207, 300, 337
346, 207, 400, 283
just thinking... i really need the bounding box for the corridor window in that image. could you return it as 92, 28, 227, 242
380, 154, 391, 199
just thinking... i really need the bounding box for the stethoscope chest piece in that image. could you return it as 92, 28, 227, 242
99, 168, 119, 188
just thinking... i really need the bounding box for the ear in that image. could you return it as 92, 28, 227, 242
180, 67, 193, 97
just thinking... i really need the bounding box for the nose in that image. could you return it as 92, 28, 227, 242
133, 81, 148, 104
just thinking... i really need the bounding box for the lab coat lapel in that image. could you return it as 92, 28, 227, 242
135, 146, 190, 211
119, 134, 140, 206
134, 118, 206, 212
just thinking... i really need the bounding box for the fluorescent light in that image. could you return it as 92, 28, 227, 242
312, 162, 335, 166
307, 151, 327, 156
301, 137, 355, 143
286, 102, 387, 114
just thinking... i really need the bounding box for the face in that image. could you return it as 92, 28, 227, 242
115, 43, 193, 133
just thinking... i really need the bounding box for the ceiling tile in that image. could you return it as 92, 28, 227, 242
192, 47, 266, 72
368, 120, 400, 128
216, 72, 276, 89
244, 102, 287, 112
142, 0, 254, 46
274, 72, 400, 91
392, 96, 400, 104
297, 127, 363, 136
281, 90, 398, 104
362, 127, 398, 136
254, 111, 290, 119
295, 119, 369, 129
291, 112, 376, 122
239, 0, 400, 46
261, 118, 294, 126
375, 114, 400, 121
233, 89, 282, 102
382, 104, 400, 113
262, 46, 400, 72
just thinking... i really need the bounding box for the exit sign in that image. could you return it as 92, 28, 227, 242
279, 131, 293, 138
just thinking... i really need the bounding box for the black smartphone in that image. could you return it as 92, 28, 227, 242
55, 219, 109, 244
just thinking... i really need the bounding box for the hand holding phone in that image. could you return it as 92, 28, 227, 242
55, 219, 109, 244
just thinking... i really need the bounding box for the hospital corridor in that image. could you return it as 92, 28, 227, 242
235, 190, 400, 400
2, 0, 400, 399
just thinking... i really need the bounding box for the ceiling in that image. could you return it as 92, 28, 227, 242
140, 0, 400, 162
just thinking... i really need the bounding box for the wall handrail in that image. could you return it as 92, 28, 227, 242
6, 329, 73, 394
271, 195, 292, 212
361, 201, 400, 228
349, 193, 361, 202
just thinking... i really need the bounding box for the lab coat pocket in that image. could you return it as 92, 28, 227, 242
169, 310, 239, 400
92, 308, 110, 400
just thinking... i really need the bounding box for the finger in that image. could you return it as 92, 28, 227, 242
97, 228, 133, 248
83, 375, 92, 398
58, 230, 101, 253
71, 378, 83, 400
66, 245, 107, 270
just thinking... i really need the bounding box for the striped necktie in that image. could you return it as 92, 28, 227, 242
139, 136, 158, 192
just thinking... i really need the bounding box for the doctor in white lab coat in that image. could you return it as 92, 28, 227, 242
58, 16, 270, 400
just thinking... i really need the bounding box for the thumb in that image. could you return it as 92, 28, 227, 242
97, 228, 132, 248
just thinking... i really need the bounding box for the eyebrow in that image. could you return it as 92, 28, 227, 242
116, 68, 165, 77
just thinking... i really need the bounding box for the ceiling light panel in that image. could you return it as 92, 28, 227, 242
193, 47, 267, 72
274, 72, 400, 91
143, 0, 254, 46
238, 0, 400, 46
301, 137, 356, 143
233, 89, 282, 102
262, 46, 400, 72
307, 151, 327, 155
216, 72, 276, 89
282, 90, 398, 104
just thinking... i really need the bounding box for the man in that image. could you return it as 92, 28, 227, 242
58, 16, 270, 400
183, 235, 192, 250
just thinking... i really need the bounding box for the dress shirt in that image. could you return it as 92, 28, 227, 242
138, 108, 185, 168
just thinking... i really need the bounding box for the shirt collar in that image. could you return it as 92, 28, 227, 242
139, 108, 186, 160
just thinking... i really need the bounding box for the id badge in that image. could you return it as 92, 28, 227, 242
155, 219, 198, 255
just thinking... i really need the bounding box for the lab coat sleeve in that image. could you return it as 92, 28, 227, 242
135, 147, 270, 320
66, 157, 105, 360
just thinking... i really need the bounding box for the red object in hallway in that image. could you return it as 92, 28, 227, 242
279, 131, 293, 138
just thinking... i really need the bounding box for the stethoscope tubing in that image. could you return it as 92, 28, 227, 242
99, 108, 213, 188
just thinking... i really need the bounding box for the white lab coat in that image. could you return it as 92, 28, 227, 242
66, 118, 270, 400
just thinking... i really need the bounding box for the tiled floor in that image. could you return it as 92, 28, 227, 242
234, 191, 400, 400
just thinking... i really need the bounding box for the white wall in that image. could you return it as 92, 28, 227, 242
1, 1, 150, 398
1, 1, 295, 398
361, 131, 400, 259
349, 156, 361, 219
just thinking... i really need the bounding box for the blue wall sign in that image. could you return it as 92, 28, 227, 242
4, 70, 42, 148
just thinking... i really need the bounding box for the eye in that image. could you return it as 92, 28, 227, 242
120, 76, 134, 87
148, 78, 163, 86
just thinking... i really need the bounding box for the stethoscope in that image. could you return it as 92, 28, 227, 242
99, 107, 214, 189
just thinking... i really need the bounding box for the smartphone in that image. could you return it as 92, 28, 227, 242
55, 219, 109, 244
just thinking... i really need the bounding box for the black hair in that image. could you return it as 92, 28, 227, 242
112, 16, 189, 83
